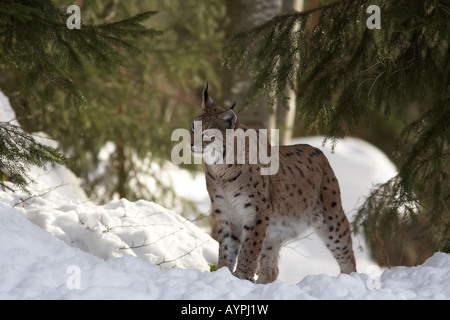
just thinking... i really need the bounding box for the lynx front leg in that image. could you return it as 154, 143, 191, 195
214, 208, 240, 271
234, 208, 271, 282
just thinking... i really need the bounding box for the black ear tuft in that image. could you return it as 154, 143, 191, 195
203, 81, 209, 102
230, 102, 236, 110
202, 81, 216, 110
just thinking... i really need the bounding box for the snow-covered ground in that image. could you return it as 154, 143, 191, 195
1, 199, 449, 299
1, 90, 449, 299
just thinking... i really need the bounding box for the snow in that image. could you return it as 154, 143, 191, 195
1, 90, 449, 300
7, 194, 218, 271
1, 201, 449, 299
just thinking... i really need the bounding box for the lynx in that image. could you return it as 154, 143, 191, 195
190, 84, 356, 284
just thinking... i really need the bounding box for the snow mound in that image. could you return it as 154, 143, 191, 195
5, 193, 218, 271
0, 91, 19, 126
1, 203, 449, 299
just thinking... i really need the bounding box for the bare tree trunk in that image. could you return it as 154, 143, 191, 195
277, 0, 322, 145
117, 103, 127, 199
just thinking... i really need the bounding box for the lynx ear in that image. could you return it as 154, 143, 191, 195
222, 109, 237, 129
202, 82, 216, 110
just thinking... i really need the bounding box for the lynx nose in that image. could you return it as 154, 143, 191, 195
189, 136, 200, 152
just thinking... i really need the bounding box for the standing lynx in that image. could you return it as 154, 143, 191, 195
190, 85, 356, 284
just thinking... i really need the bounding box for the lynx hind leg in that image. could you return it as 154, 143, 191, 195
256, 240, 282, 284
311, 204, 356, 274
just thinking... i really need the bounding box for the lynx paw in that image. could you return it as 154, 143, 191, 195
234, 272, 256, 283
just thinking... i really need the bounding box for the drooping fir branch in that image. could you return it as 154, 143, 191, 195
0, 0, 161, 108
0, 0, 161, 192
224, 0, 450, 254
224, 0, 448, 133
352, 93, 450, 253
0, 122, 64, 193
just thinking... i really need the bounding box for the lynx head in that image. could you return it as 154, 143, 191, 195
189, 83, 237, 157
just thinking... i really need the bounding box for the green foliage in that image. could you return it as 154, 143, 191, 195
1, 0, 225, 208
209, 263, 218, 272
224, 0, 450, 260
224, 0, 448, 134
0, 122, 64, 192
0, 0, 161, 193
0, 0, 160, 107
48, 0, 224, 205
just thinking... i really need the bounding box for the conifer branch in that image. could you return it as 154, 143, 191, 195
0, 1, 162, 192
0, 122, 64, 193
223, 0, 450, 255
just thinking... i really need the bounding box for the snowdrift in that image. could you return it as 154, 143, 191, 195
1, 202, 449, 299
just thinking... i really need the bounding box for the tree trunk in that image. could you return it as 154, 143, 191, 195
117, 103, 127, 199
277, 0, 321, 145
